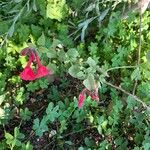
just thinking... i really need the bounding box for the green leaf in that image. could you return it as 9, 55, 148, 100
14, 127, 25, 139
46, 102, 54, 113
33, 118, 48, 137
17, 24, 30, 42
21, 141, 33, 150
33, 118, 40, 129
68, 65, 80, 78
15, 139, 22, 147
37, 32, 45, 46
99, 140, 109, 150
8, 24, 15, 37
88, 42, 98, 56
65, 141, 73, 146
97, 125, 102, 134
67, 48, 79, 59
5, 128, 25, 149
83, 74, 96, 90
51, 39, 62, 49
33, 0, 37, 11
0, 21, 9, 35
0, 95, 5, 105
31, 25, 42, 38
78, 147, 84, 150
5, 133, 14, 143
127, 96, 136, 109
76, 71, 85, 79
60, 120, 67, 133
131, 68, 141, 81
57, 50, 66, 61
47, 49, 57, 58
78, 17, 96, 42
101, 120, 108, 130
84, 137, 94, 147
98, 8, 109, 22
20, 108, 32, 121
86, 57, 97, 67
143, 143, 150, 150
47, 0, 68, 21
134, 133, 143, 145
146, 51, 150, 62
133, 147, 140, 150
46, 102, 59, 122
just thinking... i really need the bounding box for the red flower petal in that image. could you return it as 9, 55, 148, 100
78, 92, 85, 108
20, 66, 36, 81
35, 54, 42, 66
35, 54, 52, 79
20, 54, 36, 81
20, 48, 36, 61
88, 89, 99, 101
89, 93, 99, 101
20, 47, 30, 56
36, 65, 51, 79
30, 52, 36, 61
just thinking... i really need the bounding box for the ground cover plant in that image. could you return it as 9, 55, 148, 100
0, 0, 150, 149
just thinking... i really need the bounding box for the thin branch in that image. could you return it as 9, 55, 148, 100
106, 65, 137, 72
104, 81, 150, 110
132, 13, 142, 95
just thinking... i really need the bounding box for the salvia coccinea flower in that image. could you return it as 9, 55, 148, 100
78, 89, 86, 108
20, 47, 36, 60
78, 88, 99, 108
20, 54, 36, 81
35, 54, 52, 79
20, 47, 52, 81
87, 89, 99, 102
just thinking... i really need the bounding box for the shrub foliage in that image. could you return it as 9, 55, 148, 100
0, 0, 150, 149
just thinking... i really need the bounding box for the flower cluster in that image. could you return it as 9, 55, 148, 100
78, 88, 99, 108
20, 48, 52, 81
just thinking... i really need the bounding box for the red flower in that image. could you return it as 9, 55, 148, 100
35, 54, 51, 78
78, 89, 87, 108
78, 88, 99, 108
78, 92, 85, 108
89, 93, 99, 101
20, 48, 36, 61
20, 47, 53, 81
20, 55, 36, 81
20, 47, 30, 56
87, 89, 99, 102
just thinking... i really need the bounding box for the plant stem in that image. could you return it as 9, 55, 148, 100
106, 65, 137, 72
132, 13, 142, 95
104, 81, 149, 110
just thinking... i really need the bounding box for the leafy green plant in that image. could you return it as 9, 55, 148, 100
26, 78, 49, 92
0, 0, 150, 149
33, 102, 60, 136
20, 107, 32, 121
3, 127, 33, 150
47, 0, 68, 21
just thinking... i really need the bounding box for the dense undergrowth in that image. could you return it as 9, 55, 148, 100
0, 0, 150, 149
